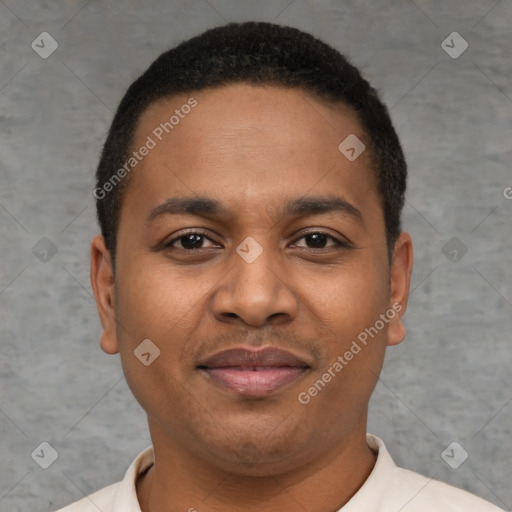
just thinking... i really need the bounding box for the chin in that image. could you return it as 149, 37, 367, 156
194, 425, 313, 477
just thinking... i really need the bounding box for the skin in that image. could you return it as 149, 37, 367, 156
90, 83, 413, 512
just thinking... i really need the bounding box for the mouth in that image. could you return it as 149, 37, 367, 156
197, 346, 311, 398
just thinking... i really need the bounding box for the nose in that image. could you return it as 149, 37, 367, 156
211, 241, 298, 327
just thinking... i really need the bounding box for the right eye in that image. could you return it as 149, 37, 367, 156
164, 231, 221, 250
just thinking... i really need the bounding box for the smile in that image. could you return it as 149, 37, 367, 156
197, 347, 311, 397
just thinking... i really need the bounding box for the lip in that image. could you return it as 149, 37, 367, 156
197, 347, 311, 397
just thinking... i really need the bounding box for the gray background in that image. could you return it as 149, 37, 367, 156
0, 1, 511, 511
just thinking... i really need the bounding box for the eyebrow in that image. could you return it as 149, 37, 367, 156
146, 195, 363, 223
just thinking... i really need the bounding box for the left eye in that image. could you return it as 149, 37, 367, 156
292, 232, 343, 249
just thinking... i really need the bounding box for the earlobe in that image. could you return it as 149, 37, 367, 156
90, 234, 119, 354
387, 232, 413, 347
388, 321, 406, 347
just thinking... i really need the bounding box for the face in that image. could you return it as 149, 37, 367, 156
91, 83, 412, 477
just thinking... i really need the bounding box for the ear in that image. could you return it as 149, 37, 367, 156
387, 232, 413, 347
90, 234, 119, 354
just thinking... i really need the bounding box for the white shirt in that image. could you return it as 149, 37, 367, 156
55, 434, 505, 511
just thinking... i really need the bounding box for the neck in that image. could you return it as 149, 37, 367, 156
136, 423, 377, 512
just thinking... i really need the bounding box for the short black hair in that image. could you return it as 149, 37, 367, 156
95, 21, 407, 270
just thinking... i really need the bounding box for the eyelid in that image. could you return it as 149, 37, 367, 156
291, 228, 352, 247
163, 228, 351, 251
164, 228, 220, 249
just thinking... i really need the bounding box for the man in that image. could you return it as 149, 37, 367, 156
57, 21, 504, 511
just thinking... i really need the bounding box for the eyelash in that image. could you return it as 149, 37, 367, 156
163, 230, 350, 252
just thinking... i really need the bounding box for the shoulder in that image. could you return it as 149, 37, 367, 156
53, 481, 119, 512
391, 464, 504, 511
362, 435, 505, 512
53, 445, 153, 512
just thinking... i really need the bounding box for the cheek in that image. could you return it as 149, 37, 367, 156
298, 280, 389, 421
306, 250, 389, 333
113, 257, 218, 386
113, 266, 199, 422
116, 258, 204, 337
301, 251, 389, 390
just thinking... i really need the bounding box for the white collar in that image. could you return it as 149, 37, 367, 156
112, 433, 390, 511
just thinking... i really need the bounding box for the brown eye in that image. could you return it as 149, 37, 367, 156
165, 231, 218, 250
293, 232, 345, 249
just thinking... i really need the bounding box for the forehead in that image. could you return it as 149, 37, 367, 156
123, 83, 377, 220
